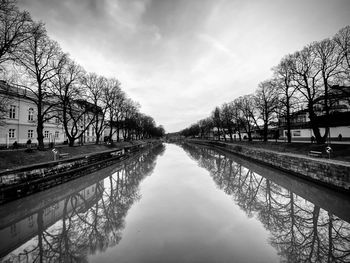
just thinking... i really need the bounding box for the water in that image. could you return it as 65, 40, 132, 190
0, 143, 349, 263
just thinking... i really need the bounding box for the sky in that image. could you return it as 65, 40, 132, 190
18, 0, 350, 132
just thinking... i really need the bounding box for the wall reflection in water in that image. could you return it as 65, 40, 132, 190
182, 143, 350, 263
0, 144, 165, 263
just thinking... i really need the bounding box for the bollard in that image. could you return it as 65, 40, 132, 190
326, 146, 332, 159
52, 148, 58, 161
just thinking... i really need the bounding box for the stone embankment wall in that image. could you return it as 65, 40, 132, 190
0, 140, 162, 203
189, 139, 350, 192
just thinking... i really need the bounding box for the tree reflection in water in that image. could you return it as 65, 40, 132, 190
0, 144, 165, 263
182, 143, 350, 263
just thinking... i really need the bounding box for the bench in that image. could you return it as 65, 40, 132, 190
52, 148, 70, 160
308, 151, 322, 158
111, 150, 124, 156
58, 153, 70, 159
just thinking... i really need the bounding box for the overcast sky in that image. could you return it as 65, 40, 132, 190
18, 0, 350, 132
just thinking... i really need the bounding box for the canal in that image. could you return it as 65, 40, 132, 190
0, 143, 349, 262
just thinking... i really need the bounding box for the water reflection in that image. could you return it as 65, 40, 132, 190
182, 142, 350, 263
1, 143, 349, 263
0, 144, 165, 262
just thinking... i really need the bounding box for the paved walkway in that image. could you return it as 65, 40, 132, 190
271, 139, 350, 144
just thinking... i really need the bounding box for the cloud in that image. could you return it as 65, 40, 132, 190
197, 33, 236, 59
17, 0, 350, 132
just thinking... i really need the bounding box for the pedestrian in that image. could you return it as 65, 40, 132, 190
26, 139, 32, 149
13, 141, 18, 149
338, 134, 342, 141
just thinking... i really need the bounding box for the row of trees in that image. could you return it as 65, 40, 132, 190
0, 0, 164, 149
181, 25, 350, 144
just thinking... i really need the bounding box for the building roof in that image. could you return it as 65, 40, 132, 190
0, 81, 100, 114
75, 99, 103, 114
0, 80, 38, 102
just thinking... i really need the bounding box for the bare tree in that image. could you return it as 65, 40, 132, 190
14, 22, 65, 149
334, 26, 350, 83
254, 80, 279, 141
236, 95, 256, 141
198, 117, 213, 139
51, 56, 93, 146
0, 80, 11, 125
180, 25, 350, 144
104, 78, 124, 142
111, 89, 126, 142
273, 55, 298, 143
82, 73, 108, 144
291, 46, 326, 143
313, 38, 343, 137
120, 98, 140, 141
230, 99, 244, 141
0, 0, 32, 65
212, 106, 224, 141
220, 103, 235, 141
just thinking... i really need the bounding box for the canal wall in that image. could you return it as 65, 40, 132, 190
0, 140, 162, 203
187, 143, 350, 221
188, 139, 350, 193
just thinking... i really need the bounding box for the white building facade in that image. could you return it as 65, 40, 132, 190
0, 82, 97, 147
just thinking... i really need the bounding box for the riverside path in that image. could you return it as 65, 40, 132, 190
0, 143, 349, 263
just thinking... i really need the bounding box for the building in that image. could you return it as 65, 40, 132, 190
279, 85, 350, 141
0, 81, 98, 147
0, 81, 66, 147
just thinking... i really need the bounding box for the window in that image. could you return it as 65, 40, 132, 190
28, 108, 34, 121
55, 131, 59, 138
28, 130, 33, 138
293, 130, 301, 137
44, 131, 49, 138
9, 129, 15, 138
55, 117, 60, 124
9, 105, 16, 119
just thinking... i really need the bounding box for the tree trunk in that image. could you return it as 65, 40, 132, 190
309, 108, 326, 144
68, 137, 75, 147
217, 126, 221, 141
95, 118, 100, 144
238, 129, 242, 141
322, 75, 330, 143
37, 112, 45, 150
263, 111, 268, 142
96, 133, 100, 144
36, 84, 45, 150
248, 131, 252, 141
228, 128, 233, 142
286, 101, 292, 143
109, 117, 113, 140
116, 125, 120, 141
222, 127, 227, 141
62, 102, 73, 147
263, 122, 268, 142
